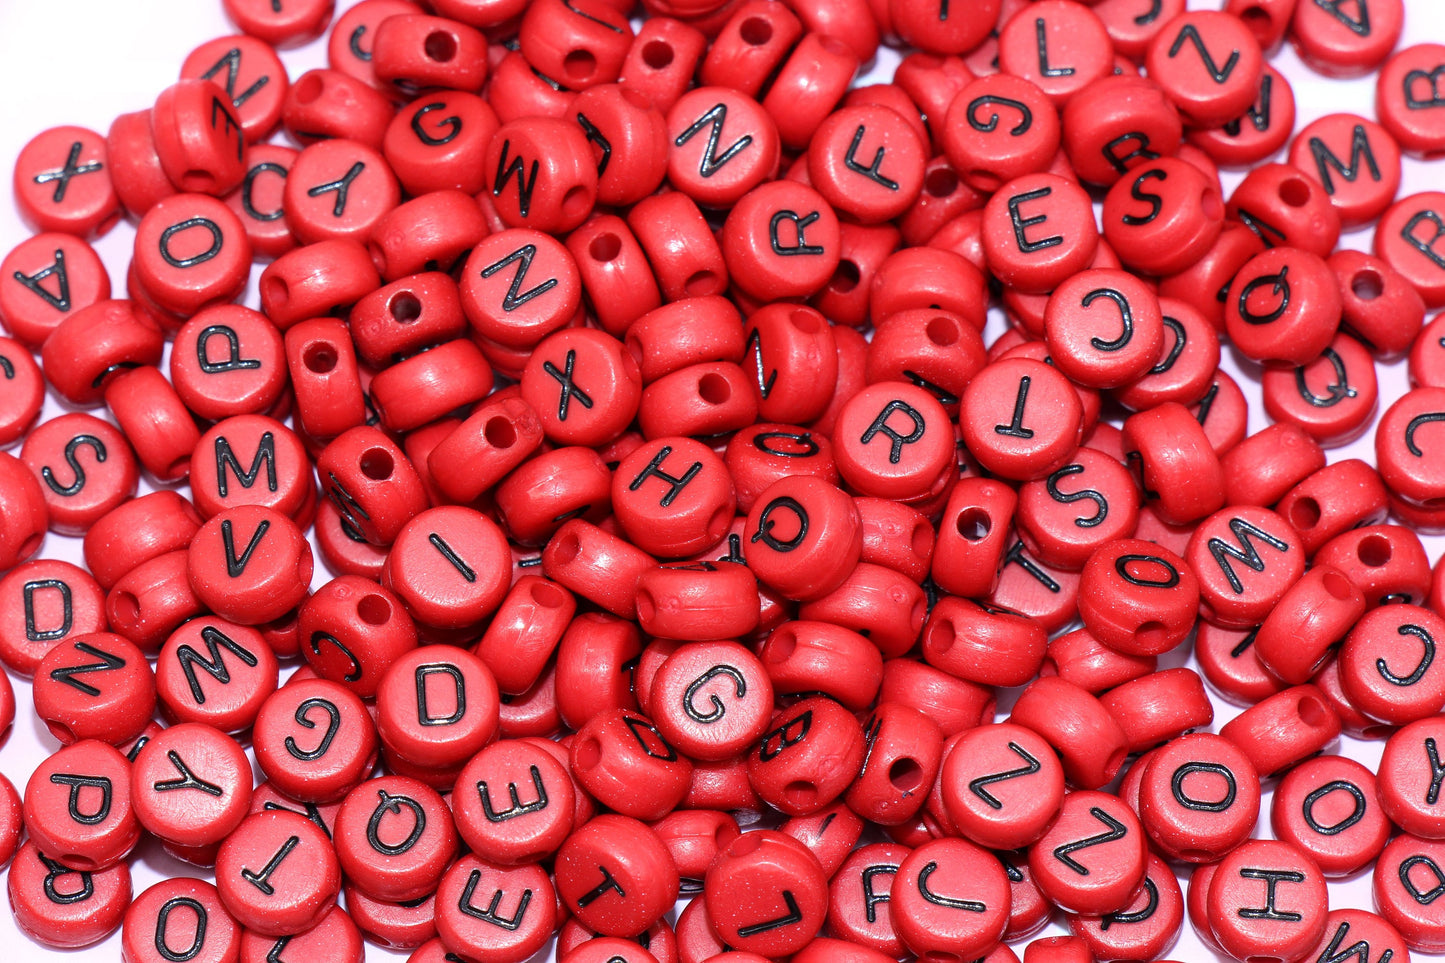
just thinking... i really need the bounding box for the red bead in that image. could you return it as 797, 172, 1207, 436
1224, 245, 1341, 366
242, 905, 363, 963
1010, 676, 1131, 789
888, 837, 1010, 960
13, 126, 119, 238
1101, 667, 1213, 752
665, 86, 781, 210
1017, 446, 1140, 572
740, 474, 860, 602
922, 597, 1046, 687
1335, 603, 1445, 727
1043, 627, 1155, 694
0, 559, 106, 675
300, 576, 418, 698
133, 193, 251, 318
1137, 732, 1259, 862
187, 506, 311, 626
983, 172, 1098, 294
518, 0, 633, 90
103, 366, 199, 482
1377, 716, 1445, 839
332, 775, 456, 903
32, 630, 153, 745
473, 577, 572, 698
151, 79, 246, 197
1262, 333, 1378, 447
705, 830, 827, 957
0, 233, 110, 349
700, 2, 802, 97
376, 644, 497, 779
1065, 853, 1183, 961
131, 721, 252, 849
1228, 162, 1341, 257
845, 703, 943, 826
317, 426, 428, 547
155, 617, 277, 733
1315, 524, 1433, 608
253, 677, 376, 804
988, 537, 1083, 633
1189, 64, 1294, 168
434, 854, 555, 962
555, 815, 677, 938
329, 0, 425, 88
961, 358, 1083, 481
1274, 459, 1387, 557
1290, 0, 1401, 76
1145, 10, 1263, 127
1102, 158, 1224, 276
566, 216, 662, 338
871, 247, 990, 334
382, 99, 496, 202
997, 1, 1113, 109
1273, 754, 1390, 878
940, 722, 1064, 850
1332, 250, 1424, 359
1062, 75, 1180, 188
1185, 506, 1305, 628
7, 839, 130, 948
522, 328, 641, 447
1378, 43, 1445, 157
371, 14, 488, 96
104, 549, 204, 653
544, 522, 656, 621
721, 184, 839, 302
627, 191, 730, 300
126, 879, 242, 963
39, 298, 164, 407
619, 17, 707, 114
453, 739, 574, 864
283, 317, 367, 441
484, 117, 598, 235
612, 436, 734, 557
1044, 269, 1163, 389
807, 105, 925, 224
1208, 839, 1329, 962
636, 562, 759, 642
826, 842, 909, 956
1158, 225, 1264, 338
1220, 423, 1326, 509
1254, 565, 1365, 685
0, 450, 47, 572
182, 34, 288, 145
1219, 683, 1341, 779
748, 696, 865, 816
284, 139, 399, 246
1077, 538, 1198, 655
385, 507, 510, 631
260, 239, 381, 331
107, 109, 177, 221
21, 413, 136, 535
1375, 832, 1445, 951
223, 0, 333, 47
23, 738, 139, 870
757, 33, 858, 151
1028, 789, 1147, 915
1289, 113, 1402, 228
570, 708, 689, 820
216, 810, 341, 937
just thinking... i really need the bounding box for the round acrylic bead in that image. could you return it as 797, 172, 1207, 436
370, 14, 488, 95
1137, 732, 1260, 863
944, 74, 1059, 194
253, 678, 376, 804
1377, 193, 1445, 308
613, 436, 735, 558
890, 837, 1010, 961
484, 117, 598, 236
106, 110, 176, 221
155, 618, 277, 733
383, 507, 511, 631
299, 576, 418, 699
1185, 506, 1306, 628
22, 413, 135, 536
215, 810, 341, 938
543, 523, 655, 620
1044, 269, 1163, 389
570, 708, 690, 821
1315, 524, 1433, 607
1219, 424, 1325, 510
1262, 333, 1379, 446
130, 721, 252, 848
259, 239, 380, 331
105, 550, 205, 654
1208, 839, 1329, 963
921, 597, 1046, 688
283, 139, 399, 246
104, 366, 200, 481
7, 840, 130, 948
1043, 627, 1155, 694
1255, 565, 1365, 685
452, 739, 574, 865
646, 639, 771, 763
1100, 667, 1214, 752
1338, 604, 1445, 726
223, 0, 332, 46
434, 854, 555, 963
24, 738, 140, 871
384, 96, 496, 200
1289, 113, 1402, 228
1102, 157, 1225, 277
333, 775, 456, 903
1332, 250, 1424, 360
1028, 790, 1148, 916
1291, 0, 1401, 76
1187, 59, 1295, 164
279, 70, 393, 150
982, 172, 1098, 294
188, 506, 312, 626
1065, 853, 1183, 962
1276, 459, 1389, 556
748, 696, 865, 816
284, 317, 366, 441
132, 193, 250, 318
1378, 43, 1445, 157
939, 722, 1064, 851
744, 475, 861, 602
1224, 246, 1341, 366
181, 34, 288, 144
809, 105, 925, 223
570, 85, 668, 210
960, 358, 1083, 481
522, 328, 641, 447
1272, 755, 1390, 878
1009, 676, 1131, 790
13, 126, 119, 238
554, 815, 678, 938
375, 645, 498, 775
126, 882, 238, 963
0, 233, 110, 349
82, 491, 200, 594
1061, 74, 1180, 188
317, 427, 427, 547
1145, 10, 1263, 127
826, 842, 909, 957
1016, 446, 1139, 572
33, 630, 155, 745
1078, 539, 1198, 656
0, 558, 108, 674
41, 298, 164, 406
1378, 717, 1445, 839
1219, 684, 1341, 778
151, 79, 246, 196
190, 415, 312, 521
997, 0, 1114, 108
1229, 162, 1342, 258
1374, 833, 1445, 951
705, 830, 827, 957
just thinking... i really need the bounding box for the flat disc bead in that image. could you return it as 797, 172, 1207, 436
1272, 755, 1390, 877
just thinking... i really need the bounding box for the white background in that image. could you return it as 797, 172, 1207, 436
0, 0, 1442, 960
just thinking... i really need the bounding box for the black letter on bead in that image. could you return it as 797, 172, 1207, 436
458, 873, 532, 930
367, 790, 427, 856
968, 741, 1042, 810
860, 400, 927, 464
479, 765, 549, 822
154, 895, 207, 962
50, 773, 111, 824
628, 446, 703, 507
674, 104, 753, 178
175, 626, 260, 704
284, 697, 341, 761
751, 496, 809, 553
24, 578, 72, 642
1236, 868, 1305, 922
917, 862, 986, 911
1007, 188, 1062, 253
1206, 517, 1290, 593
307, 162, 366, 218
1170, 761, 1238, 812
415, 663, 466, 727
1052, 806, 1129, 875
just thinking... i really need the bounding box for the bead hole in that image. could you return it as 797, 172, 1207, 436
561, 186, 592, 220
530, 580, 568, 608
829, 260, 860, 294
1135, 620, 1168, 651
389, 292, 421, 323
294, 73, 324, 104
304, 342, 338, 373
927, 316, 959, 347
911, 520, 932, 559
552, 530, 581, 564
563, 48, 597, 81
1297, 693, 1330, 728
684, 270, 718, 297
357, 593, 391, 624
112, 590, 140, 625
589, 232, 621, 262
888, 757, 924, 793
263, 275, 289, 307
925, 168, 958, 198
782, 780, 816, 809
698, 372, 731, 404
1289, 496, 1321, 530
789, 309, 822, 334
1351, 269, 1383, 300
1278, 177, 1312, 207
728, 832, 763, 856
1357, 534, 1391, 567
359, 447, 394, 480
739, 16, 773, 45
573, 737, 602, 770
767, 628, 797, 662
634, 587, 655, 623
641, 40, 674, 70
956, 508, 991, 540
1322, 571, 1355, 601
424, 31, 457, 62
484, 417, 517, 449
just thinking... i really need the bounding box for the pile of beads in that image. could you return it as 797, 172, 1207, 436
3, 0, 1445, 962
